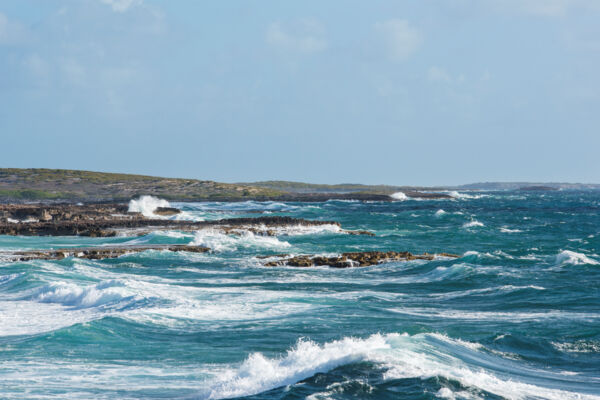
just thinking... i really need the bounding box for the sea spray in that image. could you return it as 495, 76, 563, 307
128, 196, 171, 217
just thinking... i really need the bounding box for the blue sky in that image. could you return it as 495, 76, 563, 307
0, 0, 598, 185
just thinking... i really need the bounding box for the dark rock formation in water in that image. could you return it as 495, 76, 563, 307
0, 203, 356, 237
263, 251, 459, 268
6, 245, 210, 261
153, 207, 181, 216
518, 186, 559, 191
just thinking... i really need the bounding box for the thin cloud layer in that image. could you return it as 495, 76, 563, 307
374, 19, 422, 61
100, 0, 142, 13
266, 19, 327, 54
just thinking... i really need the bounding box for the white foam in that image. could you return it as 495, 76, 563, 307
204, 334, 393, 399
33, 280, 138, 309
500, 227, 522, 233
0, 301, 102, 336
552, 340, 600, 354
447, 191, 485, 200
556, 250, 599, 266
387, 307, 600, 322
203, 333, 598, 400
225, 224, 343, 237
191, 229, 291, 252
434, 209, 446, 217
128, 195, 171, 217
427, 285, 545, 300
390, 192, 408, 201
462, 220, 484, 228
266, 224, 342, 236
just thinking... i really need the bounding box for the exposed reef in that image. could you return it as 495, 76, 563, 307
3, 245, 210, 262
261, 251, 459, 268
0, 203, 370, 237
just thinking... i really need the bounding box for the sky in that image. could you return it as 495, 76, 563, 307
0, 0, 599, 185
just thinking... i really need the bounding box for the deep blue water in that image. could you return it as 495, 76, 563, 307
1, 191, 599, 399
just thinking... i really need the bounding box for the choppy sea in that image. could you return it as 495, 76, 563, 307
1, 191, 599, 399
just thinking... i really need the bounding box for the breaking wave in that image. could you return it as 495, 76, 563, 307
191, 229, 291, 252
390, 192, 408, 201
32, 280, 139, 309
556, 250, 599, 266
128, 196, 171, 218
202, 332, 597, 400
447, 191, 487, 200
462, 220, 485, 228
500, 227, 522, 233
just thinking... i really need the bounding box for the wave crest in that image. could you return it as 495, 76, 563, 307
556, 250, 599, 266
128, 196, 171, 217
203, 332, 594, 400
462, 220, 484, 228
32, 280, 138, 309
390, 192, 407, 201
191, 229, 291, 252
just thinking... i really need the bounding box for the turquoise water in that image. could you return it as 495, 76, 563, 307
1, 191, 599, 399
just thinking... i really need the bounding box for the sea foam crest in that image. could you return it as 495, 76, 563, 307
191, 229, 291, 252
204, 334, 392, 399
500, 227, 522, 233
128, 195, 171, 217
390, 192, 408, 201
462, 220, 484, 228
556, 250, 599, 266
203, 332, 594, 400
434, 209, 446, 217
33, 280, 137, 309
447, 191, 485, 200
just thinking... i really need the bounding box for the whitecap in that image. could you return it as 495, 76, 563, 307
128, 195, 171, 217
191, 229, 291, 252
32, 280, 138, 309
499, 227, 522, 233
447, 191, 486, 200
390, 192, 407, 201
202, 332, 598, 400
555, 250, 599, 266
552, 340, 600, 354
434, 209, 446, 217
462, 220, 484, 228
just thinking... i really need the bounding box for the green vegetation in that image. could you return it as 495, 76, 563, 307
249, 180, 444, 194
0, 168, 283, 202
0, 189, 76, 200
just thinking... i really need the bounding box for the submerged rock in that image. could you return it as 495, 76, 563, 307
263, 251, 459, 268
0, 203, 348, 237
7, 244, 210, 261
153, 207, 181, 216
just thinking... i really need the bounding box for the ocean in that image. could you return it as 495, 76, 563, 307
1, 191, 599, 399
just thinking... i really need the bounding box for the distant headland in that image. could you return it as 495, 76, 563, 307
0, 168, 598, 203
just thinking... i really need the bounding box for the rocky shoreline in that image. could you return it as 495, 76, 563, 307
0, 203, 361, 237
0, 202, 454, 267
261, 251, 459, 268
3, 245, 210, 262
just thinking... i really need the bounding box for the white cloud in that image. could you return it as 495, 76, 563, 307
266, 19, 327, 54
428, 66, 452, 83
100, 0, 143, 13
0, 12, 30, 45
23, 54, 48, 78
374, 19, 422, 61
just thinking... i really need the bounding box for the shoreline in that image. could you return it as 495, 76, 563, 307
0, 191, 451, 205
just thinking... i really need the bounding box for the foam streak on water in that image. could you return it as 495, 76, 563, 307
1, 190, 600, 399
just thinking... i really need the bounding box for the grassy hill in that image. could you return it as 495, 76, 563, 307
248, 180, 445, 194
0, 169, 283, 202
